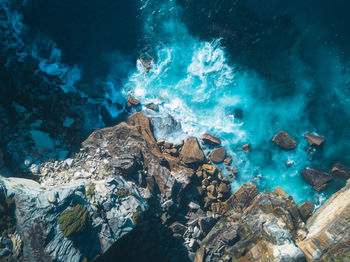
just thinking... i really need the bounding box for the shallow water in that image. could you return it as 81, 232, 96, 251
2, 0, 350, 204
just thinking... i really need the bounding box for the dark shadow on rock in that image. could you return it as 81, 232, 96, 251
98, 215, 191, 262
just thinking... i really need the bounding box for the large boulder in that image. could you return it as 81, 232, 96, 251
272, 131, 297, 150
200, 134, 221, 146
180, 137, 205, 165
298, 180, 350, 261
301, 167, 333, 191
209, 147, 227, 164
305, 132, 326, 148
331, 162, 350, 180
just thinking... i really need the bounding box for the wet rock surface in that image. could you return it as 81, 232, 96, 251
209, 147, 227, 164
301, 166, 333, 191
305, 132, 326, 148
331, 162, 350, 180
200, 134, 221, 147
272, 131, 298, 150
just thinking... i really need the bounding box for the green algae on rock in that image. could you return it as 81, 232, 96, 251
58, 204, 90, 240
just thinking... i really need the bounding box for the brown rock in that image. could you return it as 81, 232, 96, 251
145, 103, 159, 111
180, 137, 205, 165
194, 248, 205, 262
218, 183, 230, 194
210, 147, 227, 164
301, 167, 333, 191
305, 132, 326, 147
299, 201, 315, 221
127, 94, 141, 108
232, 168, 238, 174
202, 164, 217, 176
331, 162, 350, 180
207, 185, 216, 195
224, 156, 232, 165
242, 143, 251, 152
201, 133, 221, 146
272, 131, 297, 150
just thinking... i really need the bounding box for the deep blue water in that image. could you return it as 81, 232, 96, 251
2, 0, 350, 204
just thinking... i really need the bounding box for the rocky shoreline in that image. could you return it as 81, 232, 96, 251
0, 104, 350, 261
0, 55, 350, 261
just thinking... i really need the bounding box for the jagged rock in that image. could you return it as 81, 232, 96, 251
272, 131, 297, 150
202, 164, 217, 176
198, 216, 217, 235
298, 180, 350, 261
209, 147, 227, 164
223, 157, 232, 166
127, 94, 141, 108
180, 137, 205, 165
305, 132, 326, 148
331, 162, 350, 180
301, 167, 333, 191
200, 184, 305, 262
0, 112, 196, 262
200, 134, 221, 146
170, 222, 187, 236
145, 103, 159, 111
299, 201, 315, 221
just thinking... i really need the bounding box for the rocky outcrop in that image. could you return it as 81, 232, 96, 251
272, 131, 297, 150
331, 162, 350, 180
180, 137, 205, 165
298, 179, 350, 261
301, 167, 333, 191
200, 134, 221, 146
305, 132, 326, 148
195, 184, 307, 262
0, 112, 195, 261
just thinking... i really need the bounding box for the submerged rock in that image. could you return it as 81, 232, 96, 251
180, 137, 205, 165
272, 131, 297, 150
305, 132, 326, 148
301, 166, 333, 191
331, 162, 350, 180
200, 134, 221, 146
139, 55, 153, 73
209, 147, 227, 164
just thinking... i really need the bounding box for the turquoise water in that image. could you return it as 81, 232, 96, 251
121, 0, 350, 205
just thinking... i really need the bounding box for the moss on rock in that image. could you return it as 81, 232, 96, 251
86, 183, 95, 196
132, 207, 143, 225
58, 204, 90, 240
116, 189, 129, 198
0, 191, 16, 237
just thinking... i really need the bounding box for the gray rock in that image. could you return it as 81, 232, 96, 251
331, 162, 350, 180
301, 167, 333, 191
